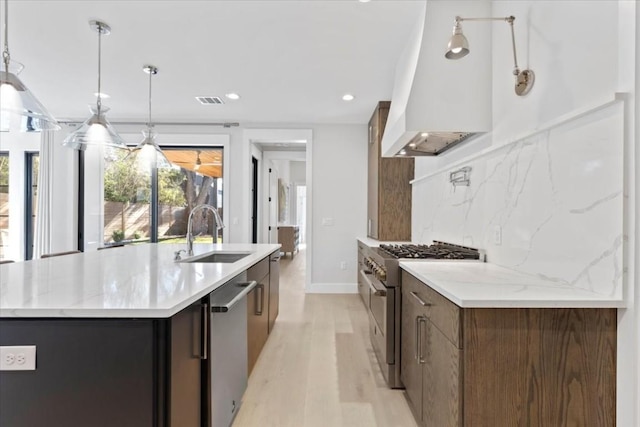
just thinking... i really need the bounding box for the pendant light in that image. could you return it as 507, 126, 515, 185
63, 20, 127, 150
0, 0, 59, 131
128, 65, 171, 169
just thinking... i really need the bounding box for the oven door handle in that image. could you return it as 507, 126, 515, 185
360, 270, 386, 296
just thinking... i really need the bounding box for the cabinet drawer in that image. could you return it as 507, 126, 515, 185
402, 270, 461, 348
248, 257, 269, 282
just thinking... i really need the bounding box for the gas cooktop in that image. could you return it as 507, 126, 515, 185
378, 241, 481, 260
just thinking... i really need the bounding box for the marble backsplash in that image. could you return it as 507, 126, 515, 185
412, 102, 624, 297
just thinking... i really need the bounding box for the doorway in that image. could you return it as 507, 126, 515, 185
245, 128, 312, 290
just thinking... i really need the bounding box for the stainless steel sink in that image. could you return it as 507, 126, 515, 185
180, 251, 250, 263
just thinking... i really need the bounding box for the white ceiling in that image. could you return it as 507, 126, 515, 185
7, 0, 424, 125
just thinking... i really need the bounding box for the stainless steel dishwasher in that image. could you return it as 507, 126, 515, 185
208, 273, 257, 427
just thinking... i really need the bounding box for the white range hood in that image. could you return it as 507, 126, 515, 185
381, 0, 492, 158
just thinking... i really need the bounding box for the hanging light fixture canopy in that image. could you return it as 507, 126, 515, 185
0, 0, 60, 131
445, 15, 535, 96
127, 65, 172, 169
63, 20, 127, 150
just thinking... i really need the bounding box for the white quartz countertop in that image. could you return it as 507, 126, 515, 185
357, 237, 411, 247
400, 261, 625, 308
0, 243, 280, 318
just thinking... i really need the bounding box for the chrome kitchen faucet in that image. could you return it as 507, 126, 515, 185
186, 204, 225, 256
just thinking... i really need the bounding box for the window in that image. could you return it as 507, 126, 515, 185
25, 153, 39, 260
103, 150, 151, 244
0, 153, 8, 260
102, 147, 224, 245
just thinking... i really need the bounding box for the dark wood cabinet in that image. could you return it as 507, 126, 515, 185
367, 101, 414, 241
268, 252, 280, 333
400, 282, 425, 423
400, 270, 616, 427
247, 257, 270, 375
170, 301, 205, 427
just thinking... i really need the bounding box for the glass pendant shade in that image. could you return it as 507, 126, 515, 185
0, 63, 60, 132
63, 105, 127, 150
129, 128, 171, 169
63, 20, 127, 150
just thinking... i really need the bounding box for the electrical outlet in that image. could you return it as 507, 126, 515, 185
322, 218, 334, 226
340, 261, 347, 270
493, 226, 502, 246
0, 346, 36, 371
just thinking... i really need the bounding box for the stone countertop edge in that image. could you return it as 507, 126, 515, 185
0, 243, 281, 319
399, 261, 625, 309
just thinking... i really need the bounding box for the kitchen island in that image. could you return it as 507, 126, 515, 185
0, 243, 280, 427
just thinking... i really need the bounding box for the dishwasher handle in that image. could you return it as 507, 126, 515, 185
210, 280, 258, 312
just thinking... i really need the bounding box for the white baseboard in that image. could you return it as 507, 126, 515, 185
306, 282, 357, 294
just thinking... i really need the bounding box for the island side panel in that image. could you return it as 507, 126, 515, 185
0, 318, 158, 427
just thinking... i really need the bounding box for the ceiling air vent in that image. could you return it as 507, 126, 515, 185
195, 96, 224, 105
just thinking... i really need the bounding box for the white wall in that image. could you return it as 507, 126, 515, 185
410, 1, 637, 423
289, 160, 306, 225
290, 161, 306, 184
308, 124, 367, 293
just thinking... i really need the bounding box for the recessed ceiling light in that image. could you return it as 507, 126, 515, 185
94, 92, 110, 99
342, 94, 355, 101
359, 0, 371, 3
421, 132, 429, 138
399, 149, 407, 155
225, 93, 241, 100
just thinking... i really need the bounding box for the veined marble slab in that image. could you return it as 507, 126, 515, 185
412, 101, 624, 300
401, 261, 625, 308
0, 243, 280, 318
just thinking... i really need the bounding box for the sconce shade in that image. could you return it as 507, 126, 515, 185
0, 68, 60, 131
444, 15, 534, 96
445, 21, 469, 59
62, 105, 128, 151
128, 129, 171, 169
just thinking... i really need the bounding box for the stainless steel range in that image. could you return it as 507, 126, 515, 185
357, 240, 483, 388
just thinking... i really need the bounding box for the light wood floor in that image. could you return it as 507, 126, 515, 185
233, 246, 418, 427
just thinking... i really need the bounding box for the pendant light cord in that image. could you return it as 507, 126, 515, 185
96, 23, 103, 114
3, 0, 10, 72
148, 67, 152, 129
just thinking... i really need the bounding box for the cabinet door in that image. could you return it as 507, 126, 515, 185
268, 253, 280, 333
423, 322, 461, 427
170, 302, 204, 427
247, 274, 269, 375
401, 288, 425, 422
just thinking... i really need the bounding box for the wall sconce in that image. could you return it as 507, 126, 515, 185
445, 15, 535, 96
450, 166, 471, 187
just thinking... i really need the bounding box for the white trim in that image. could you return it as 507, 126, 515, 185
306, 282, 357, 294
243, 128, 313, 290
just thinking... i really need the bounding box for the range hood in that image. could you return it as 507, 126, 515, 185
381, 0, 492, 158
